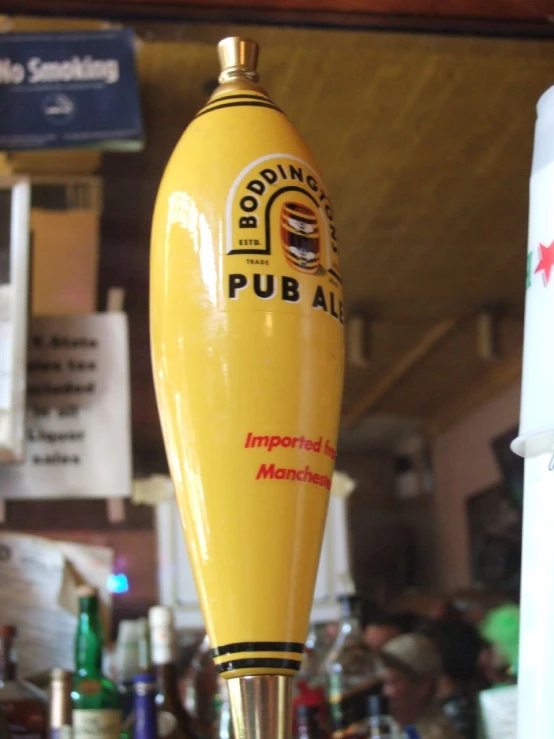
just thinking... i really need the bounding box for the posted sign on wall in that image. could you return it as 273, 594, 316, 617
0, 30, 143, 150
0, 313, 132, 499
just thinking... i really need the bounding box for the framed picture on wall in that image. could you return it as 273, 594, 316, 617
466, 482, 522, 596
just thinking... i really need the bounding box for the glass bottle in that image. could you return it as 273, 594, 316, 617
293, 633, 328, 739
184, 635, 217, 738
148, 606, 199, 739
296, 702, 330, 739
133, 675, 157, 739
114, 621, 141, 721
304, 623, 336, 684
213, 678, 232, 739
72, 586, 121, 739
49, 669, 72, 739
0, 625, 47, 739
367, 696, 400, 739
296, 705, 318, 739
136, 621, 150, 675
325, 595, 380, 739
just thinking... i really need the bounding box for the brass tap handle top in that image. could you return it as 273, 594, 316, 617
218, 37, 259, 84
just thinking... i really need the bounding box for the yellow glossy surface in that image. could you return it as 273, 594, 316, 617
151, 86, 344, 678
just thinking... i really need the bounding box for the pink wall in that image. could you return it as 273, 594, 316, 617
433, 383, 521, 590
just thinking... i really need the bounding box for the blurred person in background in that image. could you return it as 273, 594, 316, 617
362, 611, 418, 652
423, 620, 489, 739
452, 589, 511, 629
479, 603, 520, 685
380, 634, 462, 739
426, 597, 461, 623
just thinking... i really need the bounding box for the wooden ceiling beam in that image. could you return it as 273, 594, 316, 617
4, 0, 554, 37
342, 318, 458, 429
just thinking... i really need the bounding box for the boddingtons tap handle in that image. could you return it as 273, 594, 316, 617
150, 35, 344, 739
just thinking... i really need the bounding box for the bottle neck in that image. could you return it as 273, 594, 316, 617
338, 615, 363, 641
155, 662, 182, 705
338, 598, 363, 639
50, 678, 73, 727
75, 596, 103, 676
134, 680, 157, 713
296, 709, 317, 739
0, 634, 16, 682
150, 617, 187, 712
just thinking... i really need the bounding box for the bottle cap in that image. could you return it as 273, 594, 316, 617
217, 37, 259, 84
133, 672, 155, 684
0, 625, 16, 637
133, 672, 156, 696
148, 605, 173, 627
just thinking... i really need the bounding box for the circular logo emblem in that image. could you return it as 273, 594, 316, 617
41, 93, 76, 125
280, 202, 321, 274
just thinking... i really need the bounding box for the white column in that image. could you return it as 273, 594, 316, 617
513, 84, 554, 738
518, 454, 554, 735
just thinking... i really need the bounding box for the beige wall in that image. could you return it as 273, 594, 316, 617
433, 383, 521, 590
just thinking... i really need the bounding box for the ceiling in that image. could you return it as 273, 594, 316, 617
7, 16, 554, 469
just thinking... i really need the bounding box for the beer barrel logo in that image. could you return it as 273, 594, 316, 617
280, 202, 320, 274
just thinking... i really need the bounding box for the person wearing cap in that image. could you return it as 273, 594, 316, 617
380, 634, 462, 739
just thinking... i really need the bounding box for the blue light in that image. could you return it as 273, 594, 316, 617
107, 573, 129, 594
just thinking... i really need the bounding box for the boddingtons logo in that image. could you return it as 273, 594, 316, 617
281, 202, 320, 275
225, 154, 343, 325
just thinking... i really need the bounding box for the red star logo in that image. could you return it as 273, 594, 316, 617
535, 241, 554, 285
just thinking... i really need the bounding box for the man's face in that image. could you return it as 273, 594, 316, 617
382, 667, 434, 727
364, 625, 402, 652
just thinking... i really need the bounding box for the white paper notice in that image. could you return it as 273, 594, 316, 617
479, 685, 517, 739
0, 313, 132, 499
0, 532, 113, 677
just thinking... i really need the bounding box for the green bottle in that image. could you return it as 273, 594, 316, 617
72, 586, 121, 739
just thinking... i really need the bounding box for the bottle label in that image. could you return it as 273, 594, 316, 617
150, 625, 173, 665
329, 677, 382, 738
77, 680, 102, 697
157, 711, 177, 738
72, 710, 121, 739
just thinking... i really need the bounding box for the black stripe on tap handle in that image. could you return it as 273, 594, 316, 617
204, 93, 271, 103
211, 641, 305, 658
195, 100, 283, 119
215, 657, 302, 674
